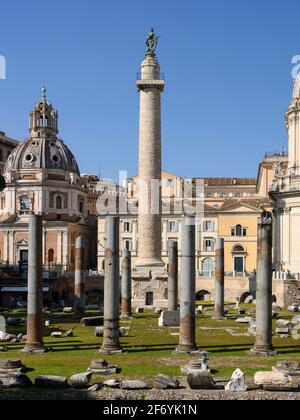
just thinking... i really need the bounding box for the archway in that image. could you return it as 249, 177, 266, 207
196, 290, 211, 301
240, 292, 254, 303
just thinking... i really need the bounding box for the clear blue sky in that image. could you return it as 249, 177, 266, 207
0, 0, 299, 180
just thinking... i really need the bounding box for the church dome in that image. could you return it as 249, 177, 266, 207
4, 136, 80, 174
4, 88, 80, 175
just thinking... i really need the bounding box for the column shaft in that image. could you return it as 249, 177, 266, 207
100, 216, 122, 353
22, 215, 46, 353
135, 53, 164, 267
176, 217, 197, 353
74, 235, 86, 314
214, 238, 225, 319
168, 241, 178, 311
121, 249, 132, 317
252, 213, 275, 355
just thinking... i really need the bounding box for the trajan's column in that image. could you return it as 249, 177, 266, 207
135, 28, 165, 268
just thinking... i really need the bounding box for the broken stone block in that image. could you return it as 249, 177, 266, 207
236, 317, 251, 324
103, 379, 121, 388
64, 329, 74, 337
225, 369, 247, 392
254, 371, 292, 391
158, 310, 179, 327
292, 315, 300, 325
35, 375, 69, 389
50, 331, 63, 338
81, 316, 104, 327
120, 380, 148, 390
288, 305, 298, 313
277, 319, 293, 328
95, 326, 127, 337
272, 360, 300, 376
6, 317, 26, 326
88, 383, 103, 392
275, 328, 290, 335
88, 359, 117, 375
0, 331, 6, 340
0, 347, 7, 352
154, 374, 180, 389
0, 359, 25, 373
69, 372, 92, 389
155, 308, 162, 315
187, 373, 215, 390
0, 372, 32, 388
63, 307, 73, 313
5, 334, 18, 342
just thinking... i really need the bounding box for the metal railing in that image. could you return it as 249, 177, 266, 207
264, 151, 288, 158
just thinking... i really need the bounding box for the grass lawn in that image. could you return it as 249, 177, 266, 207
1, 304, 300, 382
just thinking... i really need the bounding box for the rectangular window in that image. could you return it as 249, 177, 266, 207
168, 221, 178, 232
203, 221, 214, 232
124, 240, 132, 251
124, 222, 131, 233
204, 238, 214, 252
243, 228, 247, 237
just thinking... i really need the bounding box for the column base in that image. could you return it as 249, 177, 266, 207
97, 348, 123, 355
120, 315, 133, 319
175, 346, 199, 355
250, 346, 277, 357
212, 315, 227, 321
20, 345, 48, 355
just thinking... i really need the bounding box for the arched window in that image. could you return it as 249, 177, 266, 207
236, 224, 242, 236
233, 245, 245, 253
231, 224, 247, 237
202, 258, 214, 275
48, 249, 54, 263
56, 195, 63, 210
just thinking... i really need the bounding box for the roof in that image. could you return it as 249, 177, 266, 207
200, 178, 257, 187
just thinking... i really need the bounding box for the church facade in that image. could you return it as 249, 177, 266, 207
270, 76, 300, 274
0, 88, 97, 276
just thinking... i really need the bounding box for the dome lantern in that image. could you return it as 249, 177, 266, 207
29, 87, 58, 137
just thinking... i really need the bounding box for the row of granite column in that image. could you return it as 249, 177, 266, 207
22, 212, 275, 356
